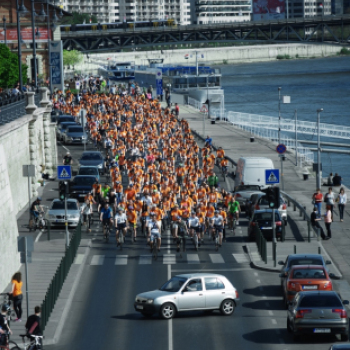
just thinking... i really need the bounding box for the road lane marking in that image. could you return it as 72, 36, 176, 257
164, 254, 176, 264
232, 253, 249, 263
35, 230, 44, 242
268, 310, 274, 316
74, 254, 85, 265
187, 254, 200, 264
90, 255, 105, 265
256, 279, 261, 283
262, 295, 267, 299
254, 272, 258, 276
271, 319, 277, 325
115, 255, 128, 265
209, 254, 224, 264
139, 255, 152, 264
168, 264, 173, 350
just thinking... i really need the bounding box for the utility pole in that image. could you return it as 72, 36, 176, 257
316, 108, 323, 189
278, 87, 281, 144
295, 110, 298, 166
64, 181, 70, 248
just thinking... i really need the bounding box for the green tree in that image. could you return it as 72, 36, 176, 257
61, 12, 98, 25
0, 44, 28, 88
63, 49, 83, 68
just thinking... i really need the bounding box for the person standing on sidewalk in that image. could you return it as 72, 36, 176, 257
312, 188, 323, 218
324, 205, 332, 239
10, 272, 23, 322
324, 187, 335, 214
311, 206, 326, 240
337, 187, 347, 222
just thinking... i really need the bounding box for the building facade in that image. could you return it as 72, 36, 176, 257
287, 0, 332, 18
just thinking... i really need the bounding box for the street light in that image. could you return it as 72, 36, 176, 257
2, 16, 6, 46
316, 108, 323, 189
31, 0, 38, 88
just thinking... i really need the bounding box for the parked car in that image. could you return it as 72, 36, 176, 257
287, 291, 349, 341
278, 254, 332, 287
56, 115, 75, 125
78, 151, 104, 173
233, 184, 261, 212
62, 125, 87, 145
46, 198, 81, 227
78, 166, 100, 182
246, 191, 288, 224
247, 209, 283, 241
134, 273, 239, 319
56, 121, 78, 141
234, 157, 274, 190
281, 265, 334, 308
69, 175, 96, 201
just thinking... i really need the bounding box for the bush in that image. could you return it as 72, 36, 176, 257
276, 54, 291, 60
340, 48, 350, 55
223, 59, 228, 64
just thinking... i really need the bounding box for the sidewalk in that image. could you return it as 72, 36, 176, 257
179, 104, 350, 285
3, 178, 91, 346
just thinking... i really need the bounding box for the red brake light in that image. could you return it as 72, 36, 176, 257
235, 193, 241, 198
324, 282, 332, 290
282, 204, 287, 210
275, 221, 282, 226
332, 309, 347, 318
235, 290, 239, 298
296, 309, 311, 318
255, 204, 260, 210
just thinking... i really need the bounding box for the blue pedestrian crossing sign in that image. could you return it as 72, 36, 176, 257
265, 169, 280, 184
57, 165, 72, 180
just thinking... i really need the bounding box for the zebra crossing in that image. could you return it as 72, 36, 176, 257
75, 252, 250, 266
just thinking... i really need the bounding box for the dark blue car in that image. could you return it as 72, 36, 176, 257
69, 175, 96, 201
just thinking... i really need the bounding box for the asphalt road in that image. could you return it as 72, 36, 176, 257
42, 138, 341, 350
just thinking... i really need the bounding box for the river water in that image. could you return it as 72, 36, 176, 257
219, 56, 350, 186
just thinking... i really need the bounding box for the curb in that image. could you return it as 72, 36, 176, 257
245, 245, 281, 273
44, 239, 91, 346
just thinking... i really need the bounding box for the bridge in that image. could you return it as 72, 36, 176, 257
60, 15, 350, 53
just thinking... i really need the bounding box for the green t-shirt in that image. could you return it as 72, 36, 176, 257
228, 201, 239, 213
101, 186, 110, 198
208, 175, 218, 186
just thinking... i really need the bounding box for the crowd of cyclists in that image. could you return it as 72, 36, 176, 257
54, 83, 242, 253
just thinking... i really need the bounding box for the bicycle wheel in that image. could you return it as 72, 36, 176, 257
179, 238, 183, 258
106, 226, 110, 242
215, 233, 219, 251
119, 231, 124, 250
153, 239, 158, 260
10, 346, 21, 350
194, 234, 198, 251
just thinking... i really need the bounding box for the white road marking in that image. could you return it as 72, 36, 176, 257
271, 319, 277, 325
256, 279, 261, 284
90, 255, 105, 265
232, 253, 249, 263
262, 295, 267, 299
35, 230, 44, 242
254, 272, 258, 276
74, 254, 85, 265
115, 255, 128, 265
163, 254, 176, 264
187, 254, 200, 264
139, 255, 152, 265
209, 254, 225, 264
168, 264, 173, 350
268, 310, 274, 316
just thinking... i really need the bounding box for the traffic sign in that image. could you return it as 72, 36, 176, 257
265, 169, 280, 184
276, 144, 287, 154
57, 165, 72, 180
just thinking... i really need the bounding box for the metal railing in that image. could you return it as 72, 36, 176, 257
255, 225, 267, 264
41, 222, 82, 331
0, 93, 40, 126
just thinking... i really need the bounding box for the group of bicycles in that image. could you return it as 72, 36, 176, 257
55, 87, 238, 260
0, 294, 42, 350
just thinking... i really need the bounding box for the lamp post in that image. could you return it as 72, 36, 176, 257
16, 0, 29, 92
31, 0, 38, 89
2, 16, 6, 46
278, 87, 281, 144
316, 108, 323, 189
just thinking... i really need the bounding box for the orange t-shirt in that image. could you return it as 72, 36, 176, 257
126, 210, 137, 224
12, 280, 23, 297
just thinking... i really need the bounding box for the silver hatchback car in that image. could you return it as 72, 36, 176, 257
134, 273, 239, 319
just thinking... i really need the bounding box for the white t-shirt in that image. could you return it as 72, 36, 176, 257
81, 203, 92, 215
188, 217, 199, 227
213, 215, 224, 226
115, 213, 127, 224
148, 220, 160, 234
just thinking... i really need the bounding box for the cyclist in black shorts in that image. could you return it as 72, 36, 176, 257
99, 202, 113, 239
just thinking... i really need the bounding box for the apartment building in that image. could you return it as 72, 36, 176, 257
287, 0, 331, 18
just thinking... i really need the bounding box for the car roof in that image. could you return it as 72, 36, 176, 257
330, 344, 350, 350
175, 273, 226, 279
81, 151, 103, 155
298, 291, 338, 297
79, 166, 99, 169
74, 175, 97, 179
288, 254, 324, 260
52, 198, 78, 203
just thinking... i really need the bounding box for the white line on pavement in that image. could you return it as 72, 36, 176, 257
256, 279, 261, 284
271, 319, 277, 325
254, 272, 258, 276
168, 264, 173, 350
268, 311, 274, 316
262, 295, 267, 299
35, 230, 44, 242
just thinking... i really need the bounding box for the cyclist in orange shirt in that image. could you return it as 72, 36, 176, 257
216, 147, 225, 165
126, 205, 138, 242
206, 203, 215, 231
196, 207, 206, 243
218, 204, 228, 242
170, 204, 182, 238
125, 183, 136, 201
208, 187, 218, 209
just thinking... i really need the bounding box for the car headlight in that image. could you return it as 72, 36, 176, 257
146, 299, 154, 304
67, 214, 80, 219
67, 137, 73, 141
97, 164, 103, 169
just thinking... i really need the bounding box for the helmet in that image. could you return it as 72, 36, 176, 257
37, 197, 42, 201
215, 210, 219, 213
66, 151, 70, 155
1, 303, 10, 312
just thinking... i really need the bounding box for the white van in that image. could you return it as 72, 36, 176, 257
234, 157, 275, 190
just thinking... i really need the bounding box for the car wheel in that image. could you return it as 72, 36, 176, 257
141, 312, 153, 318
287, 318, 292, 333
220, 299, 235, 316
341, 333, 349, 341
160, 303, 176, 320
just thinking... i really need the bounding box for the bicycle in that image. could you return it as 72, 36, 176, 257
0, 332, 18, 350
103, 220, 111, 242
118, 229, 125, 250
177, 234, 187, 258
0, 294, 15, 328
82, 213, 93, 232
28, 207, 48, 232
214, 226, 222, 251
18, 334, 43, 350
189, 228, 199, 251
152, 236, 159, 260
221, 165, 228, 179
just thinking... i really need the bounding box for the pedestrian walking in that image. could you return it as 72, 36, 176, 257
10, 272, 23, 322
337, 187, 347, 222
324, 187, 335, 214
324, 205, 332, 239
311, 206, 326, 240
25, 306, 42, 339
312, 188, 323, 218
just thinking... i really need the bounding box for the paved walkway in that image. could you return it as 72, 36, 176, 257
179, 103, 350, 284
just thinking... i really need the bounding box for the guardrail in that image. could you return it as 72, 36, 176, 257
0, 93, 40, 126
255, 225, 267, 264
41, 221, 82, 331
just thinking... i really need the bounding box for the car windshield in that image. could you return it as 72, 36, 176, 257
79, 168, 98, 176
159, 277, 187, 292
51, 201, 78, 210
68, 127, 83, 133
289, 259, 323, 267
299, 295, 342, 308
81, 154, 102, 160
235, 185, 260, 192
61, 123, 76, 130
58, 117, 74, 123
74, 177, 95, 186
292, 269, 326, 279
253, 212, 280, 221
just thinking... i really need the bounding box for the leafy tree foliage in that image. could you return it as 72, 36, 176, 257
61, 12, 98, 25
63, 49, 83, 67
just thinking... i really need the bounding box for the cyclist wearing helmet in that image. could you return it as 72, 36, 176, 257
29, 197, 43, 227
227, 195, 241, 228
126, 205, 137, 242
62, 151, 73, 165
212, 210, 224, 247
0, 304, 12, 345
100, 202, 113, 239
148, 213, 161, 251
115, 208, 127, 246
176, 216, 188, 252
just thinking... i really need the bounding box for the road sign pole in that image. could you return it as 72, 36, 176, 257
281, 156, 284, 191
65, 182, 70, 248
24, 237, 29, 319
27, 166, 31, 223
272, 208, 276, 267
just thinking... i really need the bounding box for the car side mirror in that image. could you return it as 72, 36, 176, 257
326, 260, 332, 265
278, 261, 284, 265
329, 273, 335, 279
343, 300, 349, 305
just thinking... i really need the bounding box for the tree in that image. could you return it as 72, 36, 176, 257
0, 44, 28, 88
63, 49, 83, 68
61, 12, 98, 25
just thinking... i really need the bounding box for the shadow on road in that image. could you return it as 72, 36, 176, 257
242, 299, 282, 311
243, 285, 282, 297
